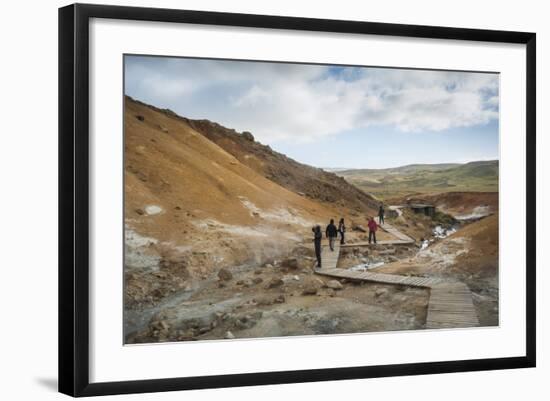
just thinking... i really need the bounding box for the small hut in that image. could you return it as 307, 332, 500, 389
408, 203, 436, 217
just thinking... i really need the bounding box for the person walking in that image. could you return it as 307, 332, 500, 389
338, 218, 346, 245
326, 219, 338, 251
378, 204, 385, 225
312, 225, 322, 269
368, 216, 379, 244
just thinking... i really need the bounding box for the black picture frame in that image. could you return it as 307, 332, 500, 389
59, 3, 536, 397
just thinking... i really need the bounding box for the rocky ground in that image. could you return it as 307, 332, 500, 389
124, 203, 499, 343
125, 243, 429, 343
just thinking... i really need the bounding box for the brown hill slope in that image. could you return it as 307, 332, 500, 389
126, 97, 332, 234
127, 96, 379, 215
125, 97, 381, 276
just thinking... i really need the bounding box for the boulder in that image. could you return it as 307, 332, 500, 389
217, 268, 233, 281
326, 280, 344, 290
242, 131, 255, 141
224, 331, 235, 339
266, 278, 284, 289
301, 277, 323, 295
135, 115, 145, 121
375, 288, 388, 298
282, 257, 299, 269
302, 285, 318, 295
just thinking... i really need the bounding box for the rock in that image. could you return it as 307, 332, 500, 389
375, 288, 388, 298
302, 286, 318, 295
234, 320, 248, 330
198, 327, 211, 334
151, 320, 169, 331
136, 115, 145, 121
352, 224, 367, 233
145, 205, 163, 215
252, 277, 263, 284
234, 314, 258, 330
218, 268, 233, 281
282, 257, 299, 269
302, 277, 322, 295
224, 331, 235, 339
135, 208, 145, 215
274, 295, 286, 303
326, 280, 343, 290
160, 126, 169, 133
254, 269, 262, 275
242, 131, 254, 141
266, 278, 284, 289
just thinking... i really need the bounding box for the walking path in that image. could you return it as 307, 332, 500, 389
319, 241, 341, 270
378, 216, 415, 243
315, 215, 479, 329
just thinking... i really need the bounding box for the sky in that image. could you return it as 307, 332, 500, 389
125, 55, 499, 169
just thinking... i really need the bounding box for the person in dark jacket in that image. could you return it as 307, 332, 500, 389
378, 204, 385, 225
368, 217, 379, 244
326, 219, 338, 251
338, 218, 346, 245
312, 225, 322, 268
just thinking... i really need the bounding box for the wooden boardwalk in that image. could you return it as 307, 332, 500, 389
378, 218, 415, 243
341, 239, 412, 248
426, 283, 480, 328
319, 241, 341, 269
317, 268, 444, 288
315, 217, 479, 329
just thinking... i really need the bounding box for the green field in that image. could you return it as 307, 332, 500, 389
334, 160, 499, 199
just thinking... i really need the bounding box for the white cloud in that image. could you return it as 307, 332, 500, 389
125, 57, 499, 144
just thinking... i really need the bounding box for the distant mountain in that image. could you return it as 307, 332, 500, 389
335, 160, 498, 198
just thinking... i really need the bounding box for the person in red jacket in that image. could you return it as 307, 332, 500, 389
368, 216, 379, 244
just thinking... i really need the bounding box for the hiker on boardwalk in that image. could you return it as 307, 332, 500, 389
368, 216, 379, 244
312, 225, 322, 269
326, 219, 338, 251
338, 218, 346, 245
378, 204, 385, 225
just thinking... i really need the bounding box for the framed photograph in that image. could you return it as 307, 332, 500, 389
59, 3, 536, 397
